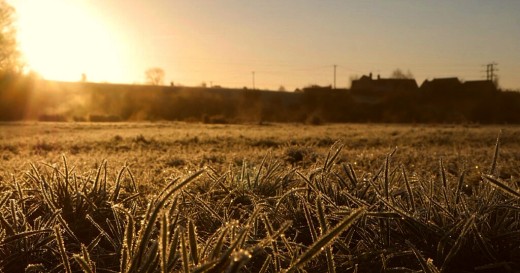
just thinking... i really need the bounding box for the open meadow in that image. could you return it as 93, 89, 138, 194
3, 122, 520, 185
0, 122, 519, 272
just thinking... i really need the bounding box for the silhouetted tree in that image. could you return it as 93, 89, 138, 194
390, 69, 413, 79
349, 74, 360, 88
145, 67, 165, 85
0, 1, 30, 121
0, 0, 21, 73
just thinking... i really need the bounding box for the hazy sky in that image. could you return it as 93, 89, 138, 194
8, 0, 520, 90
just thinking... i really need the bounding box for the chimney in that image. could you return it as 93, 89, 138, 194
369, 72, 373, 79
377, 74, 380, 80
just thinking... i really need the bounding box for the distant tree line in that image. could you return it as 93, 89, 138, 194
0, 73, 33, 121
2, 76, 520, 124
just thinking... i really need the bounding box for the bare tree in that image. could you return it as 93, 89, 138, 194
81, 73, 87, 82
390, 69, 414, 79
145, 67, 165, 85
0, 0, 21, 73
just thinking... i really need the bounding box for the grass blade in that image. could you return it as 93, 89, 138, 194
73, 255, 94, 273
181, 232, 190, 273
455, 166, 466, 205
482, 174, 520, 199
402, 166, 415, 212
159, 213, 169, 273
440, 215, 475, 271
0, 229, 53, 246
489, 130, 501, 176
316, 197, 336, 273
54, 225, 72, 273
439, 158, 450, 206
210, 227, 229, 259
407, 240, 440, 273
285, 207, 365, 273
188, 220, 199, 265
258, 255, 272, 273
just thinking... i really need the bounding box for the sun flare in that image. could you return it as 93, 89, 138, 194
14, 0, 127, 83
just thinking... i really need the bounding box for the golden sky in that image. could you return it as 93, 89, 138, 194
8, 0, 520, 90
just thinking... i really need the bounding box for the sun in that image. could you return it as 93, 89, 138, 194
12, 0, 127, 83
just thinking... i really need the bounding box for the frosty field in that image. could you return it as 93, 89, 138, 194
0, 122, 519, 272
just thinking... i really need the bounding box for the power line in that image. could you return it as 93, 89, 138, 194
166, 59, 506, 89
253, 71, 255, 90
333, 64, 337, 89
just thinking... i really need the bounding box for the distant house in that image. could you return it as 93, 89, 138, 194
351, 73, 419, 93
302, 85, 337, 95
420, 77, 462, 93
420, 78, 497, 93
462, 80, 497, 93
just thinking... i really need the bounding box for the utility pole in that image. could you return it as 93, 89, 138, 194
333, 64, 337, 89
484, 62, 498, 82
252, 71, 255, 90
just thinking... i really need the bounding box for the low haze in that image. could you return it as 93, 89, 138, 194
9, 0, 520, 90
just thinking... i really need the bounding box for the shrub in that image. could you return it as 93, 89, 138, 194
306, 114, 324, 125
202, 114, 229, 124
89, 114, 122, 122
38, 114, 67, 122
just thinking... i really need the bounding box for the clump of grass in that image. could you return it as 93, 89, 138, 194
164, 157, 186, 168
32, 140, 55, 153
284, 145, 317, 166
0, 143, 19, 155
252, 138, 280, 148
133, 134, 151, 144
113, 134, 124, 142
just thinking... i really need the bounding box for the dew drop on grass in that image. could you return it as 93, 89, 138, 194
233, 249, 252, 262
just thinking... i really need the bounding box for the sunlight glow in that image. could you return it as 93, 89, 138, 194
6, 0, 519, 89
15, 0, 127, 82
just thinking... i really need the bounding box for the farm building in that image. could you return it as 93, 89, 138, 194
420, 77, 462, 93
462, 80, 497, 93
351, 73, 419, 93
421, 78, 497, 93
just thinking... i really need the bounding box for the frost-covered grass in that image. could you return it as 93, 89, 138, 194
0, 123, 519, 272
